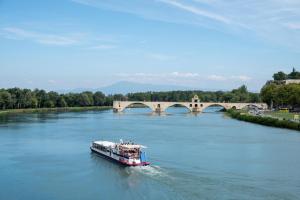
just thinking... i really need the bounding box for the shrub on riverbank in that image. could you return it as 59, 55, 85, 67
226, 109, 300, 131
0, 106, 111, 115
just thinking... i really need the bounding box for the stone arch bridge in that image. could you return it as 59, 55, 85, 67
113, 95, 267, 113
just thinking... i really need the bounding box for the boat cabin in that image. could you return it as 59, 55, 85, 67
119, 144, 141, 159
92, 141, 115, 152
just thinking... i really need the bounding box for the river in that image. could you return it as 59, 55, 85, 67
0, 107, 300, 200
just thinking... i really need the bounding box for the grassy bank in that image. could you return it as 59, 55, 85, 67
263, 111, 297, 120
0, 106, 112, 115
226, 109, 300, 131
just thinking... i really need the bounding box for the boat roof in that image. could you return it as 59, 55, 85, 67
119, 144, 142, 149
93, 141, 116, 147
93, 140, 147, 149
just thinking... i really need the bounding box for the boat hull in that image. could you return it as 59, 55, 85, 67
90, 147, 150, 166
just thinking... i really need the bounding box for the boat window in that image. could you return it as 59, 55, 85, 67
93, 143, 110, 152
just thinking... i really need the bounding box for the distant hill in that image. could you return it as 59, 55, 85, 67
99, 81, 193, 94
58, 81, 194, 94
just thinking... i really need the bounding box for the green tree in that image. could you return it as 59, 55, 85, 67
0, 85, 263, 110
44, 100, 55, 108
57, 96, 68, 107
113, 94, 126, 101
260, 82, 300, 108
78, 92, 93, 106
260, 83, 277, 107
288, 68, 300, 79
0, 90, 12, 109
223, 93, 234, 102
273, 71, 287, 81
35, 89, 48, 108
22, 89, 36, 108
64, 93, 77, 107
93, 91, 106, 106
7, 88, 22, 108
48, 91, 59, 107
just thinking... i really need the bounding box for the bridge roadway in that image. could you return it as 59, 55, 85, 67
113, 96, 267, 113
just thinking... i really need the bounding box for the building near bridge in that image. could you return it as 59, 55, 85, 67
266, 79, 300, 85
283, 79, 300, 85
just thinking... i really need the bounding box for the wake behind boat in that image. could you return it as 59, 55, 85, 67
90, 140, 150, 166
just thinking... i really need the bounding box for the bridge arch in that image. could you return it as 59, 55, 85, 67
163, 103, 193, 112
120, 102, 155, 112
201, 103, 228, 112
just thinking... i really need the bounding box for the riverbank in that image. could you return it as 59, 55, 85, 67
0, 106, 112, 115
226, 109, 300, 131
264, 111, 297, 120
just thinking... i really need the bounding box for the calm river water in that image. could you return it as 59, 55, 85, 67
0, 107, 300, 200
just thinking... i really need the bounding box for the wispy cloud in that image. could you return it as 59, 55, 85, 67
48, 79, 57, 84
207, 74, 251, 81
1, 27, 81, 46
158, 0, 230, 24
1, 26, 120, 49
71, 0, 300, 49
171, 72, 199, 77
207, 74, 226, 81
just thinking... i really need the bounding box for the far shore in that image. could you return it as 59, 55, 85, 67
0, 106, 112, 115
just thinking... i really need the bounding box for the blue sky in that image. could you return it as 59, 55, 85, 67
1, 0, 300, 91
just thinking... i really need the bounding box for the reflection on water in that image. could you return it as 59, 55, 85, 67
0, 107, 300, 200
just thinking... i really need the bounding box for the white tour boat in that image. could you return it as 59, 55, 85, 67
90, 140, 150, 166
